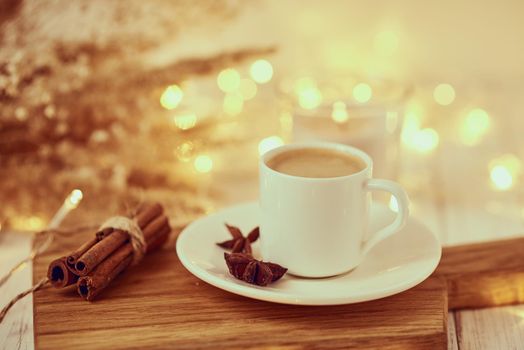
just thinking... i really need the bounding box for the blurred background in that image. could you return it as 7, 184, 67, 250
1, 0, 523, 243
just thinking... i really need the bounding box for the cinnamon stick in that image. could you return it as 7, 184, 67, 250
48, 257, 79, 288
48, 202, 171, 301
77, 248, 133, 301
66, 235, 103, 270
75, 229, 128, 276
146, 225, 171, 253
135, 202, 163, 228
75, 203, 164, 276
77, 218, 170, 300
142, 215, 169, 241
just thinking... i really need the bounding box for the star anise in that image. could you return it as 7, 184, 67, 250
224, 253, 288, 286
216, 224, 260, 255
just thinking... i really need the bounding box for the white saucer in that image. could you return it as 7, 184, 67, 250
176, 202, 441, 305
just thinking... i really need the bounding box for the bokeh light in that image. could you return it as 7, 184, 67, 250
489, 154, 522, 191
250, 59, 273, 84
174, 141, 194, 162
223, 92, 244, 116
374, 31, 399, 56
298, 88, 322, 109
258, 136, 284, 155
194, 155, 213, 173
160, 85, 183, 110
295, 78, 322, 110
401, 112, 421, 144
490, 166, 513, 191
433, 83, 455, 106
239, 78, 258, 100
65, 189, 83, 209
402, 112, 439, 154
70, 189, 83, 204
460, 108, 491, 146
413, 129, 439, 153
352, 83, 372, 103
10, 216, 46, 231
173, 112, 197, 130
331, 101, 349, 123
217, 68, 241, 93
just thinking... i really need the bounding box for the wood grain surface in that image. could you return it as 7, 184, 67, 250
33, 231, 524, 349
435, 237, 524, 310
33, 230, 447, 350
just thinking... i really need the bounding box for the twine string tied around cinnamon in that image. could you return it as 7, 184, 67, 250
99, 216, 146, 265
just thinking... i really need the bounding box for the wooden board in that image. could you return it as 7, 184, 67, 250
435, 237, 524, 310
33, 231, 524, 349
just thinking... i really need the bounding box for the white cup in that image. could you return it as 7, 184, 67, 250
259, 142, 409, 278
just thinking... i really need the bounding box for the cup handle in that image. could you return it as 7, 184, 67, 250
362, 179, 410, 256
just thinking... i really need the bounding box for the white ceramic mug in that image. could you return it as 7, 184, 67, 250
259, 142, 409, 277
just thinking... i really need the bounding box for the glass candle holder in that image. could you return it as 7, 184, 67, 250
280, 76, 411, 179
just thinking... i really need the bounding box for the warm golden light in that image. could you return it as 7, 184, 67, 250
194, 155, 213, 173
489, 154, 522, 191
298, 89, 322, 109
401, 112, 421, 144
239, 78, 258, 100
374, 31, 399, 56
30, 216, 45, 230
402, 112, 439, 154
70, 189, 83, 204
250, 59, 273, 84
413, 128, 439, 153
223, 92, 244, 116
352, 83, 372, 103
433, 83, 455, 106
173, 112, 197, 130
11, 216, 46, 231
65, 189, 83, 209
331, 101, 349, 123
258, 136, 284, 155
490, 166, 513, 191
217, 68, 241, 93
295, 78, 322, 110
160, 85, 183, 110
175, 141, 194, 162
460, 108, 491, 146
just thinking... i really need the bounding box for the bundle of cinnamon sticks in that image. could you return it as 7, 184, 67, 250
47, 202, 170, 301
